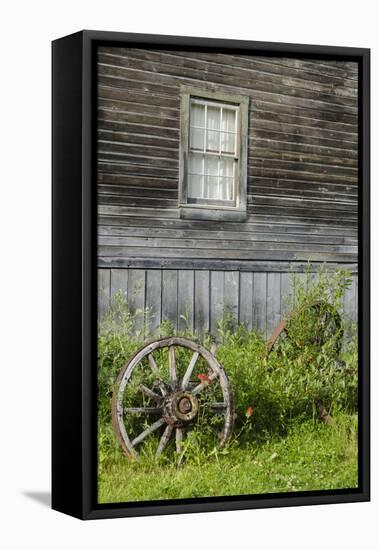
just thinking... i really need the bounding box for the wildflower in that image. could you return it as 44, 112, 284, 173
245, 405, 254, 418
197, 373, 211, 384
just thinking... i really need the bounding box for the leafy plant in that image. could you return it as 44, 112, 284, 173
98, 268, 358, 462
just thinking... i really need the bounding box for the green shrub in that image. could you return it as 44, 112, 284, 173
97, 267, 358, 466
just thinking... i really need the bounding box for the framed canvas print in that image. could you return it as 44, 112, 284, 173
52, 31, 370, 520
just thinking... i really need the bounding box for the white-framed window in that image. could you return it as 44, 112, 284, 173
179, 86, 249, 221
188, 98, 238, 205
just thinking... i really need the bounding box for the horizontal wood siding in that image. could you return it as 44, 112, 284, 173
99, 268, 358, 337
97, 47, 358, 268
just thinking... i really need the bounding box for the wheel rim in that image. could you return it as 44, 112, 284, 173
112, 337, 234, 459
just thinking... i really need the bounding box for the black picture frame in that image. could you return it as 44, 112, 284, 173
52, 30, 370, 520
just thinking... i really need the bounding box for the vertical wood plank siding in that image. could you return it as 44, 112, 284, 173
97, 47, 358, 268
96, 48, 358, 331
99, 268, 358, 336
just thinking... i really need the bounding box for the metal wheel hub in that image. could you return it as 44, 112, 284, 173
164, 391, 199, 424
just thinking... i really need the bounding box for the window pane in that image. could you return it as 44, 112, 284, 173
205, 156, 219, 199
220, 158, 235, 200
221, 108, 236, 133
206, 106, 221, 152
220, 157, 234, 178
205, 156, 218, 176
188, 154, 203, 176
190, 103, 205, 127
207, 131, 220, 152
207, 106, 221, 130
188, 174, 203, 199
190, 127, 204, 150
188, 154, 204, 199
205, 175, 219, 199
221, 108, 236, 153
219, 177, 234, 200
190, 103, 205, 151
220, 132, 236, 154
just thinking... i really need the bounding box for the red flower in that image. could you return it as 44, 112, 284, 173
245, 405, 254, 418
197, 373, 211, 384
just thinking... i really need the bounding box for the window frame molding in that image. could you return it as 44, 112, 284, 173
179, 85, 249, 221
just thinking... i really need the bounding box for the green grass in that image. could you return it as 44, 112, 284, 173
97, 268, 358, 504
98, 412, 358, 503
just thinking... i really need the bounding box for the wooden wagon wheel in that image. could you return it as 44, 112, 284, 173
112, 337, 234, 459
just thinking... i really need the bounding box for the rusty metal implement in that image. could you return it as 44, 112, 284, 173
266, 300, 343, 357
265, 300, 343, 424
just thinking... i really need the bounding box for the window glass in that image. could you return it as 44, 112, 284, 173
206, 106, 221, 152
188, 154, 203, 198
189, 103, 205, 150
187, 99, 239, 204
219, 158, 235, 200
205, 156, 219, 199
221, 108, 236, 154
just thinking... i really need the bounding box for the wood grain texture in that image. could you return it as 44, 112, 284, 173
98, 269, 110, 320
224, 271, 239, 322
194, 270, 210, 334
98, 268, 358, 335
146, 270, 162, 332
127, 269, 146, 332
210, 271, 224, 335
239, 272, 254, 330
280, 272, 295, 317
162, 270, 178, 329
97, 46, 358, 268
253, 272, 268, 337
178, 270, 194, 332
266, 273, 282, 336
110, 268, 128, 301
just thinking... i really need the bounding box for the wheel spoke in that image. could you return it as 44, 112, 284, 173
181, 351, 199, 390
209, 402, 226, 410
139, 384, 161, 400
191, 371, 218, 395
148, 353, 159, 373
168, 346, 177, 389
148, 354, 167, 396
175, 427, 183, 454
124, 407, 161, 414
156, 424, 173, 457
131, 418, 166, 447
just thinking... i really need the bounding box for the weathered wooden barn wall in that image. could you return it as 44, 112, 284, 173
96, 47, 358, 333
98, 268, 358, 336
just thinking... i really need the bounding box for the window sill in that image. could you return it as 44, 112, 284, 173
178, 204, 247, 222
